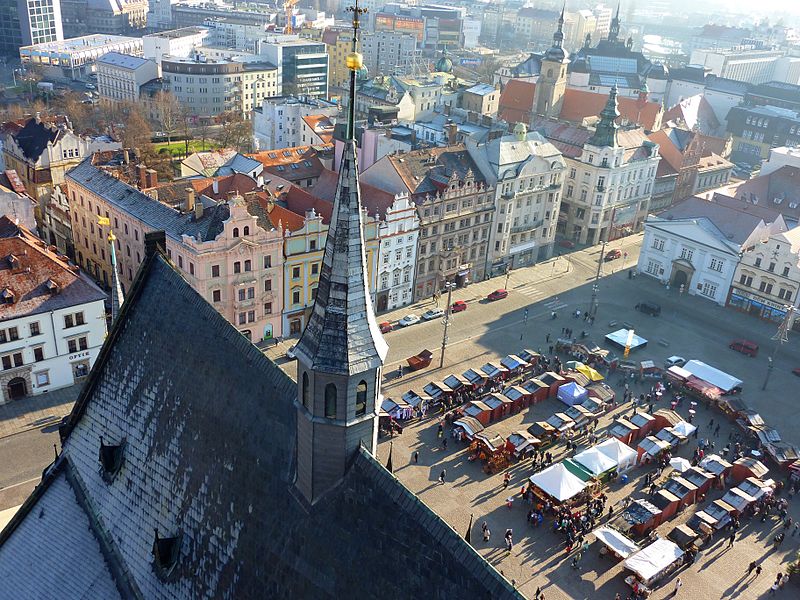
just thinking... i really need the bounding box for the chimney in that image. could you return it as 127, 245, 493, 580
194, 200, 204, 220
144, 231, 166, 259
146, 169, 158, 188
136, 164, 147, 187
123, 149, 130, 164
185, 187, 196, 212
445, 120, 458, 145
481, 114, 492, 127
212, 179, 219, 196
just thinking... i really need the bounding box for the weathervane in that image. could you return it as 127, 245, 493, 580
344, 0, 367, 141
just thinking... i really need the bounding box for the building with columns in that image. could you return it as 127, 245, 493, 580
533, 86, 660, 245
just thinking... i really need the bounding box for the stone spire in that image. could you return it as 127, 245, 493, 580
543, 3, 569, 63
589, 85, 620, 148
108, 230, 124, 323
609, 2, 621, 42
294, 0, 387, 375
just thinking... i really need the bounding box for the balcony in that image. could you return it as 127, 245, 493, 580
510, 220, 544, 234
596, 184, 606, 192
502, 190, 516, 200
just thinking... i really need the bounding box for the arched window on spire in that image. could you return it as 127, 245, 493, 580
355, 380, 367, 416
324, 383, 337, 418
302, 372, 309, 408
233, 227, 240, 238
243, 226, 250, 236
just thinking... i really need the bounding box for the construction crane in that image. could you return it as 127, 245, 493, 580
284, 0, 299, 34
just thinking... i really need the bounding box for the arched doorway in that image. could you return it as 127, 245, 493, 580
672, 270, 688, 288
669, 259, 695, 288
7, 377, 27, 400
376, 292, 388, 312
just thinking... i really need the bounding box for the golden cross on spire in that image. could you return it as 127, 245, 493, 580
346, 0, 367, 32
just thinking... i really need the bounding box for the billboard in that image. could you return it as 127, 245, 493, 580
375, 13, 425, 42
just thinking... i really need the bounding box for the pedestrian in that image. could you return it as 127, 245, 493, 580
413, 450, 419, 463
673, 577, 682, 596
793, 522, 799, 537
728, 532, 736, 547
546, 333, 551, 343
756, 565, 763, 578
437, 424, 443, 438
748, 561, 757, 576
708, 418, 714, 430
442, 438, 448, 450
483, 523, 490, 543
714, 424, 720, 437
439, 469, 446, 485
505, 529, 513, 552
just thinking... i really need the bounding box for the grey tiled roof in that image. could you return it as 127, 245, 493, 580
67, 159, 229, 243
0, 252, 520, 598
295, 140, 388, 375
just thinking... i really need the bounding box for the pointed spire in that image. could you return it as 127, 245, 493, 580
294, 0, 388, 375
108, 230, 124, 323
589, 85, 620, 148
609, 1, 621, 42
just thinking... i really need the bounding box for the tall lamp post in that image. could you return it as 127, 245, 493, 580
439, 281, 455, 368
762, 305, 795, 391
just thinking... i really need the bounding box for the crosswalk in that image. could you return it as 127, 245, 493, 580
514, 282, 568, 310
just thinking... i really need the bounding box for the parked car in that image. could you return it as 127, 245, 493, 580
451, 300, 467, 313
422, 308, 445, 321
398, 314, 421, 327
604, 248, 621, 261
487, 289, 509, 301
286, 345, 297, 360
379, 322, 393, 334
729, 339, 759, 357
665, 356, 686, 369
84, 83, 96, 90
635, 301, 661, 316
558, 239, 575, 248
793, 367, 800, 377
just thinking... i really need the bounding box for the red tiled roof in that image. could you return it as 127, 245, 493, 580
499, 80, 536, 124
284, 185, 333, 222
301, 115, 335, 144
266, 203, 306, 232
146, 173, 259, 206
0, 217, 105, 321
311, 169, 397, 218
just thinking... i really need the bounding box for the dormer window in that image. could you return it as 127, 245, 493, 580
45, 279, 60, 294
98, 437, 124, 481
1, 288, 15, 304
7, 254, 20, 270
152, 529, 181, 577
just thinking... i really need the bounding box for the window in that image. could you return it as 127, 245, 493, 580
739, 274, 753, 287
0, 327, 19, 343
239, 289, 246, 301
302, 372, 309, 407
189, 263, 195, 276
652, 238, 665, 251
29, 322, 40, 336
234, 261, 241, 273
292, 266, 301, 279
355, 380, 368, 416
292, 290, 301, 304
248, 287, 255, 299
778, 288, 793, 301
768, 262, 775, 273
178, 256, 183, 269
33, 347, 44, 362
264, 279, 272, 292
710, 258, 724, 272
645, 260, 659, 275
238, 312, 246, 325
212, 265, 220, 277
311, 263, 319, 275
248, 310, 255, 323
64, 312, 84, 328
783, 266, 790, 277
264, 255, 272, 269
701, 282, 718, 298
244, 260, 251, 272
243, 226, 250, 236
35, 371, 49, 386
212, 290, 221, 302
233, 227, 240, 237
680, 248, 694, 261
324, 384, 337, 418
264, 302, 272, 314
755, 257, 762, 268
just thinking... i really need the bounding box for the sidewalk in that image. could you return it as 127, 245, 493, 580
0, 384, 82, 439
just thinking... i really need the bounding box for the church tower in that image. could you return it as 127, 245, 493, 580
293, 0, 389, 505
589, 84, 621, 148
533, 5, 569, 119
608, 3, 621, 43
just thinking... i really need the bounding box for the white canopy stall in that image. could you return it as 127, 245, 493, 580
595, 438, 637, 472
529, 464, 587, 503
624, 538, 684, 587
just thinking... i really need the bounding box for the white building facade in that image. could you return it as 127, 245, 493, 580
252, 95, 339, 151
96, 52, 160, 104
375, 192, 419, 312
142, 26, 209, 65
0, 223, 106, 403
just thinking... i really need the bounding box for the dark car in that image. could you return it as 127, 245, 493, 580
635, 301, 661, 316
729, 339, 758, 357
451, 300, 467, 313
558, 239, 575, 248
487, 289, 508, 301
604, 249, 621, 262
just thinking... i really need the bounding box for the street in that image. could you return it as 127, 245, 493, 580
0, 427, 60, 512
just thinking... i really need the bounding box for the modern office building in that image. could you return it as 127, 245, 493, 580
142, 26, 209, 65
0, 0, 62, 54
19, 34, 143, 79
258, 35, 328, 99
689, 47, 786, 85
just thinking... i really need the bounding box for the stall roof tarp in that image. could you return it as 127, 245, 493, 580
453, 416, 484, 437
667, 365, 692, 380
596, 438, 637, 470
504, 386, 529, 401
401, 390, 431, 407
443, 374, 469, 390
529, 463, 587, 502
683, 360, 742, 393
557, 381, 589, 406
593, 527, 639, 558
576, 363, 604, 381
672, 421, 697, 437
624, 539, 684, 582
574, 447, 619, 475
501, 354, 529, 370
563, 459, 596, 482
463, 368, 486, 383
519, 349, 541, 363
699, 454, 732, 474
508, 430, 540, 450
606, 329, 648, 350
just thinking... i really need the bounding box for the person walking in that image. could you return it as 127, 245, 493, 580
748, 561, 757, 576
413, 450, 419, 463
546, 333, 551, 343
673, 577, 682, 596
728, 532, 736, 548
504, 529, 513, 552
438, 469, 446, 485
756, 565, 763, 578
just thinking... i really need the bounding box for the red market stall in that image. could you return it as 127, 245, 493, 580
423, 381, 454, 402
470, 432, 509, 474
663, 477, 699, 510
503, 385, 531, 411
523, 378, 550, 403
461, 400, 493, 426
691, 500, 734, 531
651, 488, 681, 521
581, 396, 607, 418
528, 421, 559, 447
546, 412, 576, 435
717, 396, 751, 421
443, 373, 472, 394
684, 376, 723, 403
505, 430, 541, 459
518, 348, 542, 366
655, 427, 687, 449
737, 477, 775, 501
483, 393, 513, 422
562, 370, 591, 388
500, 354, 530, 377
480, 362, 509, 382
629, 412, 657, 439
731, 457, 769, 483
565, 404, 596, 429
610, 418, 638, 445
720, 487, 756, 516
587, 382, 616, 405
698, 454, 733, 483
462, 368, 488, 388
682, 467, 715, 499
764, 441, 800, 469
652, 409, 683, 430
538, 371, 566, 397
636, 436, 671, 465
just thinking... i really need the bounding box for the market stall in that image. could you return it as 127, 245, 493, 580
683, 377, 724, 403
503, 385, 531, 412
651, 489, 681, 521
557, 381, 589, 407
443, 373, 472, 394
596, 438, 637, 473
668, 524, 705, 550
380, 397, 414, 420
522, 378, 550, 403
764, 441, 800, 469
655, 427, 687, 449
461, 400, 493, 426
581, 396, 607, 418
699, 454, 733, 481
576, 363, 604, 382
682, 467, 715, 498
663, 477, 699, 510
539, 371, 567, 397
528, 421, 559, 446
505, 430, 541, 459
563, 459, 597, 484
737, 477, 775, 501
518, 349, 542, 365
462, 368, 488, 387
691, 499, 734, 530
652, 409, 683, 430
562, 368, 591, 388
682, 360, 742, 395
564, 404, 596, 429
731, 456, 769, 483
639, 360, 662, 380
423, 381, 454, 401
636, 436, 672, 465
480, 362, 509, 382
623, 538, 684, 595
500, 354, 530, 376
574, 446, 619, 480
470, 432, 508, 474
720, 487, 756, 516
529, 463, 588, 504
672, 421, 697, 438
736, 410, 766, 437
587, 382, 615, 405
610, 418, 638, 445
629, 412, 657, 439
614, 499, 663, 537
452, 416, 485, 441
546, 412, 576, 434
717, 396, 751, 420
401, 390, 433, 413
593, 526, 639, 560
665, 365, 692, 386
483, 393, 513, 422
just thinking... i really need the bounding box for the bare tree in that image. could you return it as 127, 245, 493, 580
118, 102, 153, 153
154, 91, 183, 145
216, 110, 252, 153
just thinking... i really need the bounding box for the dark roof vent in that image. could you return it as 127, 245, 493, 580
45, 278, 60, 294
152, 529, 181, 576
1, 288, 15, 304
7, 254, 21, 270
98, 437, 124, 481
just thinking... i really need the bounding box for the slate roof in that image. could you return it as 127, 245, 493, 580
10, 117, 63, 161
531, 118, 654, 162
386, 144, 486, 197
294, 137, 388, 375
67, 159, 230, 243
663, 95, 721, 136
658, 196, 768, 245
731, 166, 800, 224
0, 249, 520, 599
0, 217, 106, 322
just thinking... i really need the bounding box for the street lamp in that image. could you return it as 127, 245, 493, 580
439, 281, 456, 368
762, 305, 795, 391
590, 283, 599, 316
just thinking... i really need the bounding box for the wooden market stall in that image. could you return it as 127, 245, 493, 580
613, 498, 663, 537
452, 415, 484, 441
610, 418, 638, 445
461, 400, 493, 426
462, 368, 488, 388
731, 456, 769, 483
690, 499, 735, 531
483, 393, 513, 422
650, 489, 681, 521
586, 382, 615, 405
480, 361, 509, 382
503, 385, 531, 412
652, 409, 683, 430
546, 412, 576, 435
505, 430, 541, 459
720, 486, 756, 516
698, 454, 733, 485
528, 421, 559, 447
522, 378, 550, 403
681, 467, 715, 499
737, 477, 775, 501
623, 538, 684, 597
593, 526, 639, 561
662, 477, 699, 510
443, 373, 472, 395
629, 412, 657, 439
561, 370, 591, 388
668, 524, 706, 550
538, 371, 566, 397
636, 436, 671, 465
518, 348, 542, 366
470, 432, 509, 474
500, 354, 530, 377
564, 404, 596, 429
423, 381, 454, 402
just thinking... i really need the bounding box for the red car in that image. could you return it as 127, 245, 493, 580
729, 339, 758, 357
379, 322, 393, 334
451, 300, 467, 312
604, 249, 621, 261
558, 239, 575, 248
487, 289, 508, 301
